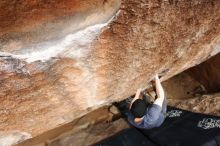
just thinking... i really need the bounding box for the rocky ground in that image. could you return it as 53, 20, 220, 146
168, 93, 220, 116
164, 70, 220, 116
48, 118, 130, 146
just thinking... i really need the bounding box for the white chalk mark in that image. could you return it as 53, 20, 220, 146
0, 11, 120, 63
0, 131, 32, 146
211, 45, 220, 56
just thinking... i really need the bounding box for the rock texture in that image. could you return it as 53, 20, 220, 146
0, 0, 121, 52
169, 93, 220, 116
48, 119, 130, 146
17, 106, 123, 146
187, 53, 220, 93
162, 72, 204, 99
0, 0, 220, 144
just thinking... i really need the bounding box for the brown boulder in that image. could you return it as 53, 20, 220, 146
0, 0, 219, 144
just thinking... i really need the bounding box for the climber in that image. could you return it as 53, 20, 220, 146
127, 74, 167, 129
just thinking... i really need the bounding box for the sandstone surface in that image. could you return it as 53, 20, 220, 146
0, 0, 219, 144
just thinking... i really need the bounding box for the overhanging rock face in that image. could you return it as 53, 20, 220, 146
0, 0, 219, 144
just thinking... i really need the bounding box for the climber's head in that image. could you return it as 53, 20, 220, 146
130, 99, 148, 118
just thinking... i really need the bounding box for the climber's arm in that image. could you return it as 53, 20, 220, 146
129, 88, 142, 109
153, 74, 165, 108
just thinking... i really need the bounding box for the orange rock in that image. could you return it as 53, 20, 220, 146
0, 0, 219, 145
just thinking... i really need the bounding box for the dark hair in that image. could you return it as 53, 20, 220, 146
130, 99, 148, 118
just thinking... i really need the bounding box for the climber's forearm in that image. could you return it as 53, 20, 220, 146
134, 88, 142, 100
154, 74, 165, 107
155, 75, 164, 99
130, 88, 142, 109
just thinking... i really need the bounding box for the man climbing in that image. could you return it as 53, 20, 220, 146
127, 74, 167, 129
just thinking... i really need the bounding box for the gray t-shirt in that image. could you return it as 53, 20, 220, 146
127, 104, 165, 129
